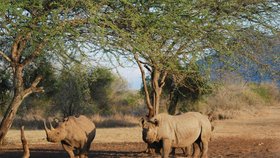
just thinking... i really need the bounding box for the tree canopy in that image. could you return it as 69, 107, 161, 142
96, 0, 280, 117
0, 0, 105, 143
0, 0, 279, 143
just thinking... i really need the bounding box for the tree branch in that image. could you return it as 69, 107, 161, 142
144, 64, 152, 72
21, 75, 44, 99
0, 51, 12, 63
10, 32, 32, 64
159, 71, 168, 88
139, 60, 149, 65
22, 42, 44, 66
17, 32, 32, 57
134, 53, 153, 111
11, 35, 23, 62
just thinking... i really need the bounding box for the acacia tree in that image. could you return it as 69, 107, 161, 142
165, 67, 212, 115
0, 0, 102, 143
97, 0, 279, 118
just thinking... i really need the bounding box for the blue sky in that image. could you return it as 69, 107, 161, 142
114, 66, 142, 90
84, 51, 143, 90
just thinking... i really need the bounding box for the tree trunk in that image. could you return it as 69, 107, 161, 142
0, 34, 44, 144
133, 54, 167, 119
0, 66, 43, 144
152, 88, 161, 117
0, 95, 24, 144
150, 69, 164, 118
134, 54, 154, 118
168, 92, 179, 115
0, 65, 24, 144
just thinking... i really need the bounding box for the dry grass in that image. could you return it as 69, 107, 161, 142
10, 113, 141, 130
94, 127, 143, 143
3, 106, 280, 147
91, 114, 140, 128
212, 106, 280, 139
4, 129, 47, 145
4, 127, 143, 145
4, 114, 143, 144
196, 82, 280, 120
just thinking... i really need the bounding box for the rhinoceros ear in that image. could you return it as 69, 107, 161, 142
154, 119, 159, 127
139, 117, 146, 127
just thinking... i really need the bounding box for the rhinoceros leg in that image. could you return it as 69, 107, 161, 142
145, 141, 161, 155
62, 143, 75, 158
168, 147, 189, 157
192, 140, 201, 158
78, 153, 88, 158
162, 139, 172, 158
79, 146, 89, 158
200, 140, 208, 158
183, 145, 192, 157
170, 147, 176, 155
200, 125, 211, 158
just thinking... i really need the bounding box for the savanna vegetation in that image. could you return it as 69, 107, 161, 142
0, 0, 279, 145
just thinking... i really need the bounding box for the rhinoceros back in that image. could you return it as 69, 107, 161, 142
64, 115, 96, 144
73, 115, 96, 135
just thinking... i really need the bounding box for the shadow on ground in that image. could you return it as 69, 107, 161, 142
1, 138, 280, 158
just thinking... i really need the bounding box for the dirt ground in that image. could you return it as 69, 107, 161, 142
1, 106, 280, 158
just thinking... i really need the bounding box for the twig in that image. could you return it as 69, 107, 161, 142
0, 51, 11, 63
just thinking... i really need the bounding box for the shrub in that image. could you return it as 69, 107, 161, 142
249, 82, 280, 106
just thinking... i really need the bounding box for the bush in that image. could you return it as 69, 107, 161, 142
249, 82, 280, 106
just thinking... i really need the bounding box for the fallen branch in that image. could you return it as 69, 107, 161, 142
21, 126, 30, 158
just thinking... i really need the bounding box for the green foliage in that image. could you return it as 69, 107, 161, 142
13, 57, 59, 116
249, 83, 280, 104
122, 93, 140, 107
53, 64, 92, 117
166, 71, 213, 114
1, 0, 279, 120
0, 67, 13, 115
23, 57, 58, 96
96, 0, 279, 116
0, 0, 105, 73
88, 67, 116, 115
99, 0, 279, 71
111, 91, 144, 115
139, 61, 213, 114
4, 62, 143, 117
0, 0, 105, 121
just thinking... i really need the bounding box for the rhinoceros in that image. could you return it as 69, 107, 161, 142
44, 115, 96, 158
141, 112, 212, 158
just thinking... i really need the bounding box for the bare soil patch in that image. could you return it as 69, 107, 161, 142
1, 138, 280, 158
1, 106, 280, 157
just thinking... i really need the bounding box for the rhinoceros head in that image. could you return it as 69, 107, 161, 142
140, 117, 159, 143
43, 119, 67, 143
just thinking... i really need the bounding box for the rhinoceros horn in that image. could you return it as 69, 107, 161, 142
43, 120, 50, 134
49, 121, 54, 130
